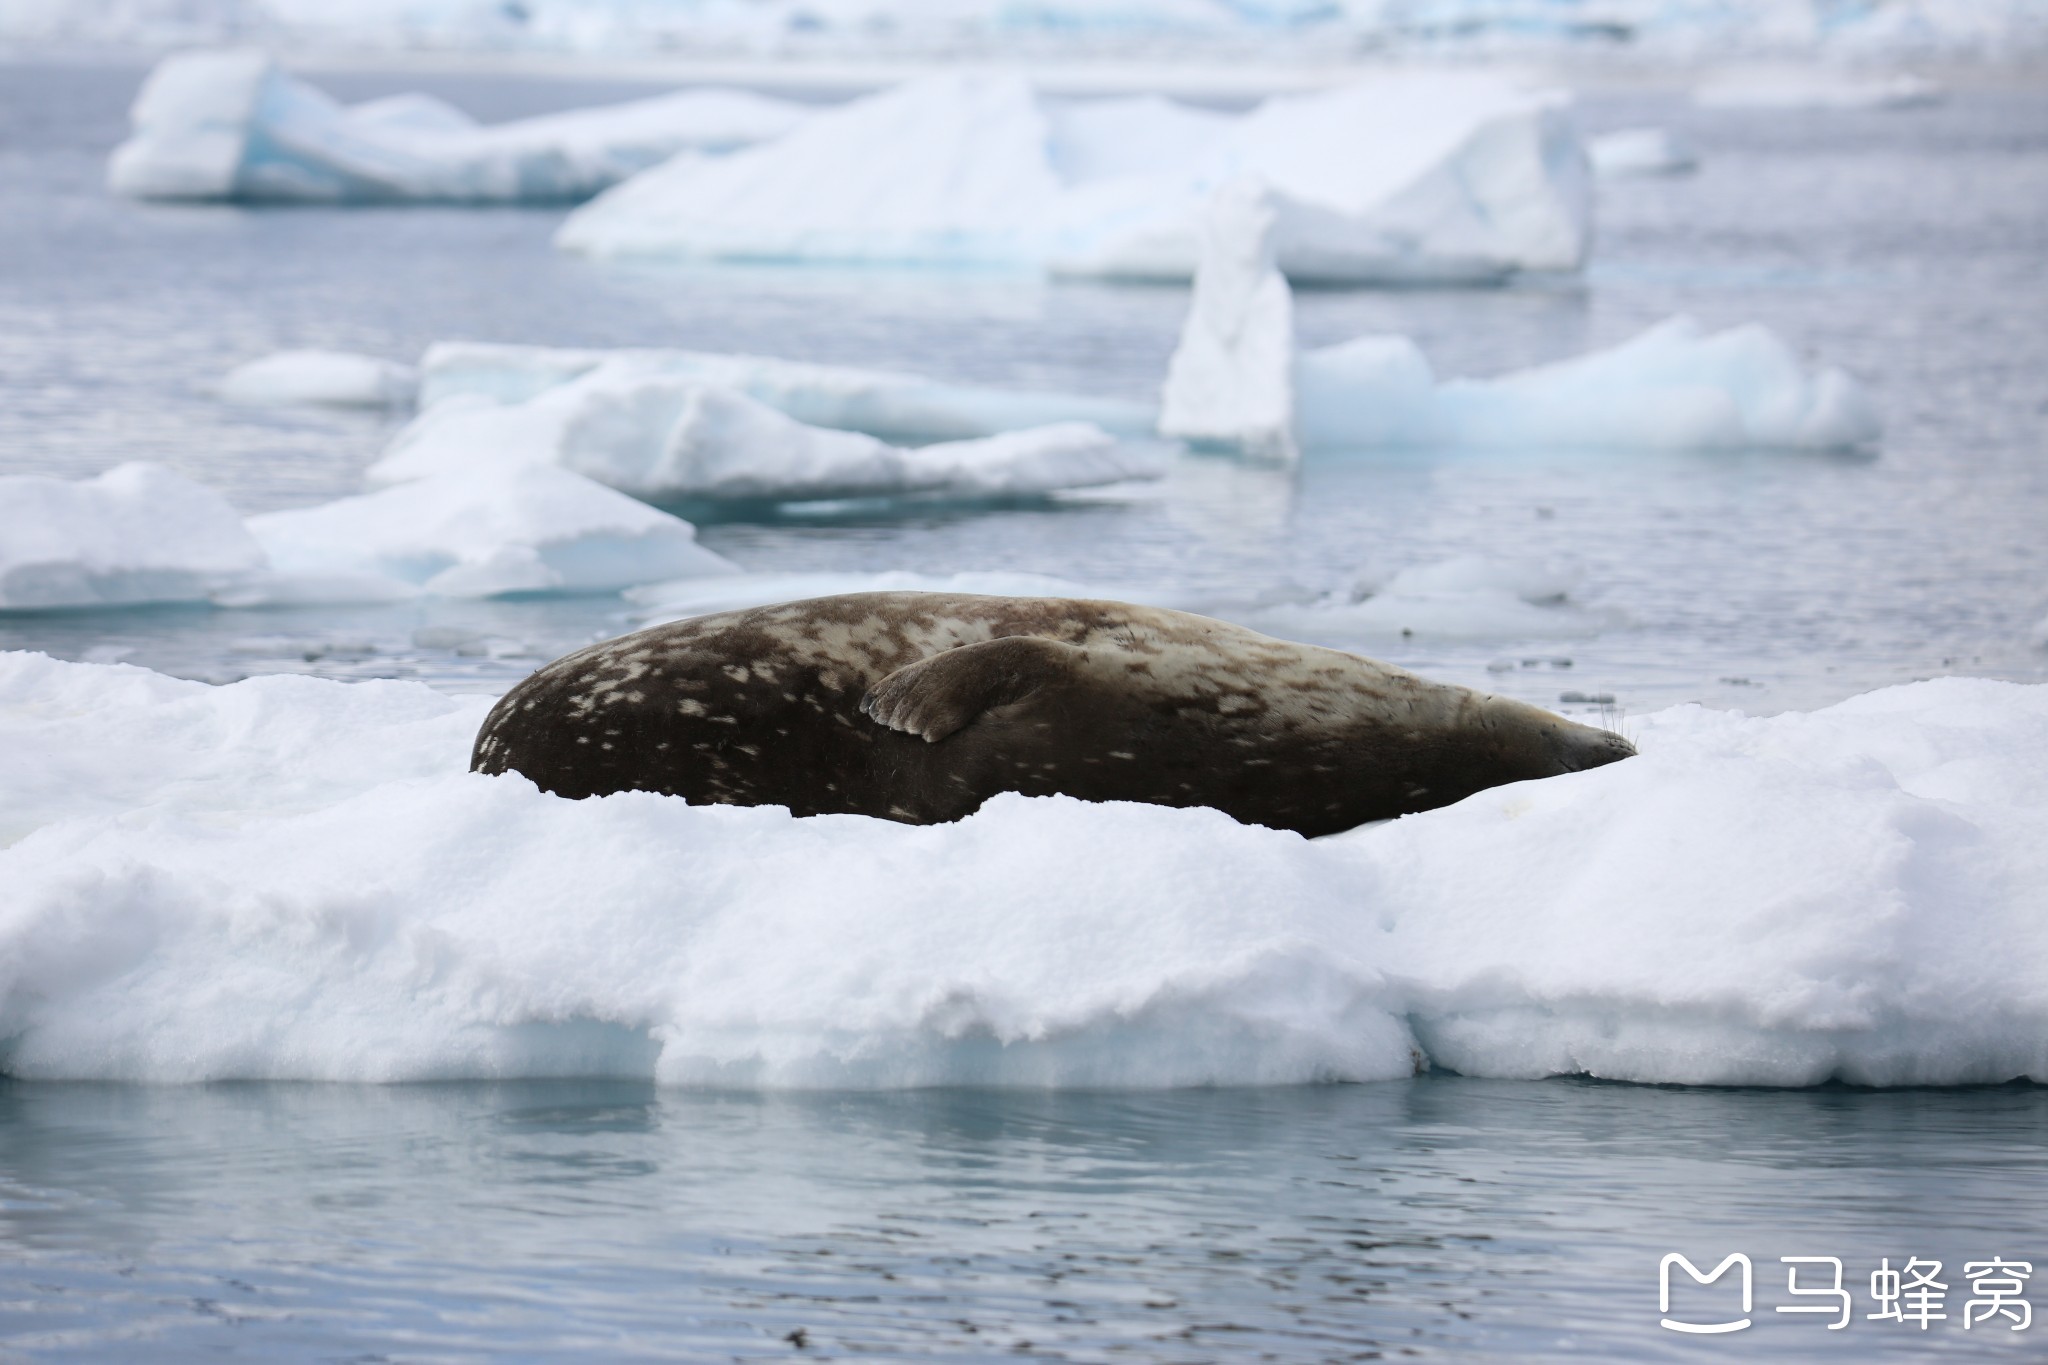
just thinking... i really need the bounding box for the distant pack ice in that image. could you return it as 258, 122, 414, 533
557, 72, 1592, 284
108, 49, 809, 202
374, 345, 1166, 502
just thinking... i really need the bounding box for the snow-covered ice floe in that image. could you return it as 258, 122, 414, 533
1692, 67, 1943, 109
376, 348, 1165, 502
236, 466, 736, 603
557, 71, 1591, 284
0, 463, 265, 611
1588, 127, 1698, 178
109, 48, 808, 203
218, 348, 418, 407
3, 652, 2043, 1089
1293, 316, 1882, 452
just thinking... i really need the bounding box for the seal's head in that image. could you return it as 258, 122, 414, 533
1469, 694, 1637, 785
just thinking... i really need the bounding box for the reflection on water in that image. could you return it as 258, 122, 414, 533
1, 1078, 2043, 1360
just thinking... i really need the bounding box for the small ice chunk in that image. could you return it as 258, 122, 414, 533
626, 569, 1107, 623
1238, 557, 1606, 644
240, 465, 736, 601
1158, 179, 1296, 460
1588, 127, 1698, 178
109, 49, 811, 204
1693, 68, 1942, 110
0, 462, 265, 610
218, 349, 418, 407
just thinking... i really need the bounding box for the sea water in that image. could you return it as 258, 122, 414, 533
2, 60, 2046, 1361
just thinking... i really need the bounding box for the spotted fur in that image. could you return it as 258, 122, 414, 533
471, 592, 1636, 836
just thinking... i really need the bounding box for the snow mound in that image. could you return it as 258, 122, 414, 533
108, 49, 808, 203
558, 72, 1591, 284
238, 465, 736, 601
1693, 67, 1943, 109
376, 360, 1165, 503
418, 342, 1155, 444
2, 653, 2044, 1089
218, 348, 417, 407
0, 463, 265, 611
1157, 178, 1296, 459
1589, 127, 1698, 178
1293, 316, 1881, 452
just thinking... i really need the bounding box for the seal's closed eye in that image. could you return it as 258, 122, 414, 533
859, 635, 1081, 742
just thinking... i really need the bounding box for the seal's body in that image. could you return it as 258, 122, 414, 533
473, 592, 1634, 836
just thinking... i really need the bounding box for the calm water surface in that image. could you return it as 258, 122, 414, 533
2, 61, 2047, 1362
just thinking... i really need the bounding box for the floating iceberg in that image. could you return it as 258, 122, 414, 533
1292, 316, 1881, 452
1588, 127, 1698, 178
108, 49, 809, 203
1236, 558, 1609, 645
2, 652, 2043, 1089
558, 72, 1591, 284
218, 348, 418, 407
375, 358, 1166, 503
1157, 179, 1296, 459
0, 463, 265, 611
239, 465, 736, 601
416, 342, 1156, 445
1692, 67, 1943, 109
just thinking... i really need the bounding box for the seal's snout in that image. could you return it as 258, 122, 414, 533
1560, 725, 1636, 773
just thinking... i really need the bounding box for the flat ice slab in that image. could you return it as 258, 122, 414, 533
3, 652, 2043, 1089
1588, 127, 1698, 178
1293, 316, 1881, 453
109, 49, 809, 203
376, 351, 1165, 503
557, 72, 1591, 284
0, 463, 265, 611
1693, 67, 1943, 109
218, 349, 418, 407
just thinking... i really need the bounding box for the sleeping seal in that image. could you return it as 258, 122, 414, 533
472, 592, 1634, 837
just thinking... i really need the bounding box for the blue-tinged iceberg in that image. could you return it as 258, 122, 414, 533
557, 72, 1592, 284
108, 49, 808, 203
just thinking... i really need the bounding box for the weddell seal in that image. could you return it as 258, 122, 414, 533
472, 592, 1635, 837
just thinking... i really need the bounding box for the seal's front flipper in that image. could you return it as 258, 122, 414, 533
860, 635, 1081, 742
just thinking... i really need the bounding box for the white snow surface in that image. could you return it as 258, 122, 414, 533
0, 463, 265, 611
376, 356, 1165, 502
1293, 315, 1881, 452
240, 465, 736, 602
108, 49, 808, 203
2, 651, 2044, 1089
1157, 178, 1296, 459
218, 348, 418, 407
1588, 126, 1698, 178
557, 72, 1592, 284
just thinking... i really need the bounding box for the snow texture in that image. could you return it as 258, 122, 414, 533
1157, 178, 1297, 459
108, 49, 808, 203
1292, 316, 1881, 452
2, 652, 2043, 1090
1588, 126, 1698, 178
375, 358, 1166, 502
0, 463, 265, 611
239, 465, 737, 602
557, 72, 1592, 285
218, 348, 418, 407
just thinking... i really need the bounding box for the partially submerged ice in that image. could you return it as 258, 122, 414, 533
375, 352, 1165, 502
1588, 126, 1698, 178
0, 463, 265, 610
557, 71, 1592, 284
108, 48, 809, 203
2, 652, 2042, 1089
218, 348, 418, 407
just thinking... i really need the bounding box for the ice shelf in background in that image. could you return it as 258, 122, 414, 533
217, 348, 418, 406
108, 49, 809, 203
2, 653, 2043, 1089
239, 465, 737, 602
416, 342, 1157, 444
556, 71, 1592, 285
9, 0, 2045, 60
1588, 127, 1698, 177
1293, 316, 1882, 453
0, 463, 265, 611
374, 356, 1166, 502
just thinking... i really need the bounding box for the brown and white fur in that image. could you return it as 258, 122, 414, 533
472, 592, 1636, 837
